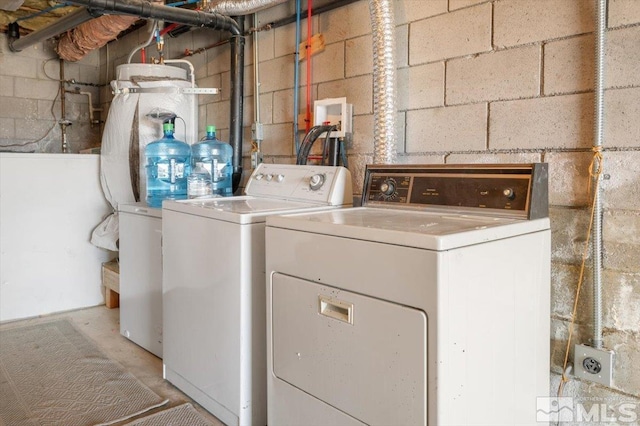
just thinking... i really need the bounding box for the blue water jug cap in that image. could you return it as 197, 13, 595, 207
206, 125, 216, 133
163, 123, 174, 132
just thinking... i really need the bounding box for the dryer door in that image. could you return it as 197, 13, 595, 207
272, 273, 427, 426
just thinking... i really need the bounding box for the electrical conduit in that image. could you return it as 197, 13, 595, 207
592, 0, 607, 350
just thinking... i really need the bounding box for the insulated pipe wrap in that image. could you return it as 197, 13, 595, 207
369, 0, 397, 164
57, 15, 139, 61
209, 0, 288, 15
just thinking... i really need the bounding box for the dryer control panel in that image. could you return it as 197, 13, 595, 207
362, 163, 548, 219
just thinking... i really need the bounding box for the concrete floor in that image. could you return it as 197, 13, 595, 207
4, 305, 224, 426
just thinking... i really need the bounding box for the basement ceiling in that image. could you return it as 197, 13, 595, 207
0, 0, 82, 34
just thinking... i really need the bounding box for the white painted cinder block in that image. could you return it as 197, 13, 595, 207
406, 103, 487, 153
609, 0, 640, 28
447, 46, 541, 105
409, 3, 491, 65
544, 34, 594, 95
319, 0, 370, 45
490, 93, 594, 150
395, 0, 447, 24
494, 0, 594, 48
345, 35, 373, 79
317, 75, 373, 117
397, 62, 444, 110
606, 26, 640, 89
604, 87, 640, 148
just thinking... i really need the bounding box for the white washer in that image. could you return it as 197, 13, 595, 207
119, 202, 163, 358
161, 163, 352, 426
266, 164, 551, 426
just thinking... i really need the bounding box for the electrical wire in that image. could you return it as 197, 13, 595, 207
556, 146, 605, 398
166, 0, 199, 6
41, 57, 104, 86
296, 124, 336, 165
340, 139, 348, 168
2, 89, 60, 150
15, 2, 71, 22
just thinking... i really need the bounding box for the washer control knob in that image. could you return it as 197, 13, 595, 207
380, 179, 396, 196
266, 174, 273, 181
503, 188, 515, 199
254, 173, 264, 180
276, 174, 285, 182
309, 173, 326, 190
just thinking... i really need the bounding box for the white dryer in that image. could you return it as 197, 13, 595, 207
161, 163, 352, 426
266, 164, 550, 426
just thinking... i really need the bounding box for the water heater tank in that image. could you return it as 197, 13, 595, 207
91, 63, 198, 251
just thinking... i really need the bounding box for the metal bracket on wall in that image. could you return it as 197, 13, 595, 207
112, 87, 220, 95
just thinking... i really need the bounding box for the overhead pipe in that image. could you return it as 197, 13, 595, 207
9, 8, 100, 52
230, 15, 246, 193
591, 0, 607, 350
66, 0, 241, 34
370, 0, 397, 164
208, 0, 288, 15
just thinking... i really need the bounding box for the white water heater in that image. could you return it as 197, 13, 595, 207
92, 63, 198, 251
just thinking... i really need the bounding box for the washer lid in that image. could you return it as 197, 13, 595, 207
119, 202, 162, 218
267, 207, 550, 250
162, 196, 341, 224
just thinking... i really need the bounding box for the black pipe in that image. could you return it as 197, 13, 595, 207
230, 15, 245, 194
9, 8, 101, 52
66, 0, 241, 35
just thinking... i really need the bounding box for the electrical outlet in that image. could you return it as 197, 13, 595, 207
574, 344, 614, 387
251, 151, 263, 169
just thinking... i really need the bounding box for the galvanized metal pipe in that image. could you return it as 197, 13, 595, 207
592, 0, 607, 350
59, 59, 69, 153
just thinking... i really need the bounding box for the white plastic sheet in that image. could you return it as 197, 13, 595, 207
91, 65, 197, 251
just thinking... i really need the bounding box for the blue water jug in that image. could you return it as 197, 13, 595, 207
145, 123, 191, 207
191, 125, 233, 197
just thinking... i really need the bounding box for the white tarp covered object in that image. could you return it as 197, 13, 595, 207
91, 64, 198, 251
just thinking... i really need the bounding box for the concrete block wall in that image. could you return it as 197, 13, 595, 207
0, 34, 101, 153
193, 0, 640, 419
95, 0, 640, 421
